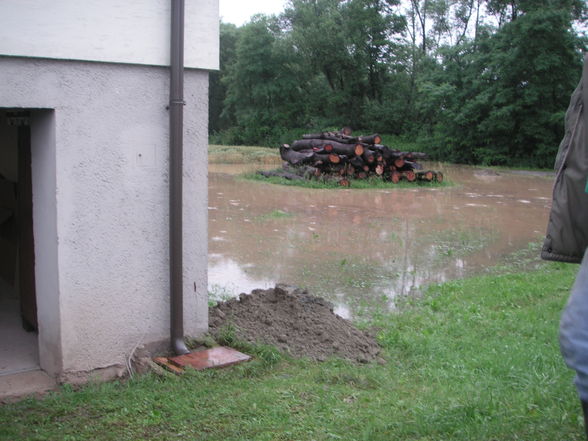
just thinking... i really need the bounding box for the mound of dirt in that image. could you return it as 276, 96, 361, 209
208, 284, 381, 363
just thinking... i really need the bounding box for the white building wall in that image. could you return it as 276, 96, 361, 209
0, 0, 219, 70
0, 57, 208, 376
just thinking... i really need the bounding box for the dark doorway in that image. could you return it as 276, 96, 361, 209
0, 110, 39, 375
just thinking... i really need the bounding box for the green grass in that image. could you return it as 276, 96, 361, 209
208, 144, 280, 164
1, 262, 584, 441
245, 171, 452, 190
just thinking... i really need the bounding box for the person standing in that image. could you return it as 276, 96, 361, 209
542, 54, 588, 438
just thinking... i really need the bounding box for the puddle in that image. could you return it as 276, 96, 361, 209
208, 163, 554, 319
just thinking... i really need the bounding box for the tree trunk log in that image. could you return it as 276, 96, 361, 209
280, 144, 315, 166
350, 156, 365, 169
416, 170, 434, 181
362, 151, 375, 164
329, 153, 342, 164
403, 170, 416, 182
356, 134, 381, 145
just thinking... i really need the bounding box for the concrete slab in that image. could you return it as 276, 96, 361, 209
0, 370, 57, 403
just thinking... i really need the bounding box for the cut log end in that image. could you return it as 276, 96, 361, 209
404, 170, 416, 182
416, 170, 435, 182
329, 153, 341, 164
435, 171, 444, 183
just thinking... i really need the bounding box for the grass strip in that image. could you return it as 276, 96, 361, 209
244, 171, 451, 190
208, 145, 281, 164
0, 262, 583, 441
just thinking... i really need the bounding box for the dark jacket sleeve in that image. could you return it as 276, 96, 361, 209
541, 72, 588, 264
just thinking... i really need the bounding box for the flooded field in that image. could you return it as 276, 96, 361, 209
208, 163, 554, 319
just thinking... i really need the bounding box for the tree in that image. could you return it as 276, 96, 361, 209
426, 7, 584, 166
209, 22, 239, 134
221, 15, 312, 145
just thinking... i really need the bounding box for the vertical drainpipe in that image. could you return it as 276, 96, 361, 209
170, 0, 189, 355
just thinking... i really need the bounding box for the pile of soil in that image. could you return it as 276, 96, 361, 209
208, 284, 381, 363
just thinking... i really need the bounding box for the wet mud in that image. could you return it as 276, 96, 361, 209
208, 163, 554, 319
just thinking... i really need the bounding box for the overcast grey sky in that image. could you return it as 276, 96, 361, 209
219, 0, 287, 26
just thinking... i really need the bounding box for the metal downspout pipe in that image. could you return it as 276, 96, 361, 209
170, 0, 189, 355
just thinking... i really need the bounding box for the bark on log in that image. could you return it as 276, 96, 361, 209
362, 152, 375, 164
403, 160, 423, 170
416, 170, 435, 182
291, 139, 333, 151
311, 147, 333, 155
294, 139, 363, 157
301, 132, 354, 143
280, 144, 315, 166
350, 156, 365, 169
397, 161, 421, 172
313, 153, 332, 165
301, 132, 381, 145
329, 142, 362, 156
356, 134, 381, 145
404, 152, 428, 160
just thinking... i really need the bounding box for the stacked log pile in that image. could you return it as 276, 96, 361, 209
259, 129, 443, 187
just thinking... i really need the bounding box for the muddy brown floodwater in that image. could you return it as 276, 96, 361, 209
208, 163, 554, 319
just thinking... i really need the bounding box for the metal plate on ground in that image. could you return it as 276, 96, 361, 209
167, 346, 251, 371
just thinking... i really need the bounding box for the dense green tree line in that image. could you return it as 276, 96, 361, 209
209, 0, 587, 167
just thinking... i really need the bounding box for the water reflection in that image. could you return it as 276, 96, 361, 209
208, 163, 553, 318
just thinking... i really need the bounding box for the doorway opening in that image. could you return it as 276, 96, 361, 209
0, 110, 39, 376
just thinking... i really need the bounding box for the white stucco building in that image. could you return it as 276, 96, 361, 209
0, 0, 218, 387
